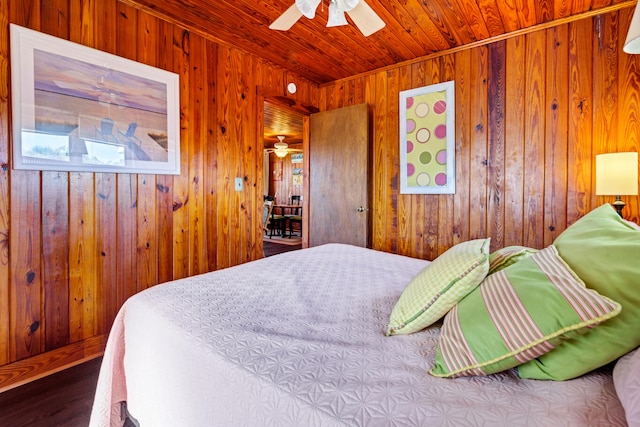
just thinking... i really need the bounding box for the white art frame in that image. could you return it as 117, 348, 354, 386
10, 24, 180, 174
399, 80, 455, 194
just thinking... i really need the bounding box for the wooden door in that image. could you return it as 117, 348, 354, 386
309, 103, 369, 247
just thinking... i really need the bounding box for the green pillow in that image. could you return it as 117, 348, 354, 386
386, 238, 490, 335
488, 246, 538, 274
518, 204, 640, 380
430, 245, 621, 378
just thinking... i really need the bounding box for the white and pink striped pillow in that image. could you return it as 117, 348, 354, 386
430, 245, 621, 378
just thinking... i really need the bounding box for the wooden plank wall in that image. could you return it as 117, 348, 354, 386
318, 8, 640, 261
0, 0, 316, 390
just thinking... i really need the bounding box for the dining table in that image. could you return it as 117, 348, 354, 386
273, 204, 303, 215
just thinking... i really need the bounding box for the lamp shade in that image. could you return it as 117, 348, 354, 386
625, 2, 640, 53
595, 152, 639, 195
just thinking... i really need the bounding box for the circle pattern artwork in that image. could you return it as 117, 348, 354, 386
403, 89, 449, 189
406, 97, 414, 109
415, 103, 429, 118
407, 119, 416, 133
433, 100, 447, 114
407, 140, 414, 153
420, 151, 432, 164
416, 173, 431, 186
416, 128, 431, 143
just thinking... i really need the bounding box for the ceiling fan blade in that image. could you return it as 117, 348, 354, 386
346, 0, 385, 37
269, 3, 304, 31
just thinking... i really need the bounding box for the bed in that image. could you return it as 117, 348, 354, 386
90, 205, 640, 427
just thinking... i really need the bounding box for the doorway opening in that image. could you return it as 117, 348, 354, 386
261, 98, 308, 254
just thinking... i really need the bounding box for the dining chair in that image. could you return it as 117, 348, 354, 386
263, 200, 285, 238
286, 195, 302, 237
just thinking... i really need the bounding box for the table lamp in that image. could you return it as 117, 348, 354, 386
595, 152, 639, 217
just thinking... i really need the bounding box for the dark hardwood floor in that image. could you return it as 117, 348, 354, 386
0, 242, 299, 427
0, 357, 102, 427
263, 240, 301, 256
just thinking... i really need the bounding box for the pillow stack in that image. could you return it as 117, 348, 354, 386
387, 203, 640, 381
431, 245, 620, 377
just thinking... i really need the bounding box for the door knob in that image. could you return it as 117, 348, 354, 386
356, 206, 366, 212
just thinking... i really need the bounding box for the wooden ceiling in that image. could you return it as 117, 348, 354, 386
125, 0, 633, 85
264, 101, 304, 147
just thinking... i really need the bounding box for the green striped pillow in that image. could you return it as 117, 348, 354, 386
430, 245, 621, 378
488, 246, 538, 275
518, 204, 640, 380
387, 238, 490, 336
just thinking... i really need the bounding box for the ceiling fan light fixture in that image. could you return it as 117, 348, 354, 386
274, 136, 290, 158
295, 0, 321, 19
270, 0, 385, 37
327, 2, 348, 27
337, 0, 360, 12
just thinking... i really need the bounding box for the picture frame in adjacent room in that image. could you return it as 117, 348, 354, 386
399, 80, 455, 194
292, 166, 303, 186
10, 24, 181, 174
272, 160, 283, 181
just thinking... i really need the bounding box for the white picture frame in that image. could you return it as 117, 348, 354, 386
399, 80, 455, 194
10, 24, 180, 175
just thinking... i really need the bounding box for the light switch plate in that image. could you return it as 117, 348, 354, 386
234, 177, 243, 191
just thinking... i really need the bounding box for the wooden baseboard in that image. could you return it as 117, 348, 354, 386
0, 334, 107, 393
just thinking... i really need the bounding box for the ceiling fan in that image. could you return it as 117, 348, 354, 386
269, 0, 385, 37
265, 136, 303, 158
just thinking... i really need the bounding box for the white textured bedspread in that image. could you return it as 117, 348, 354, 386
91, 243, 626, 427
